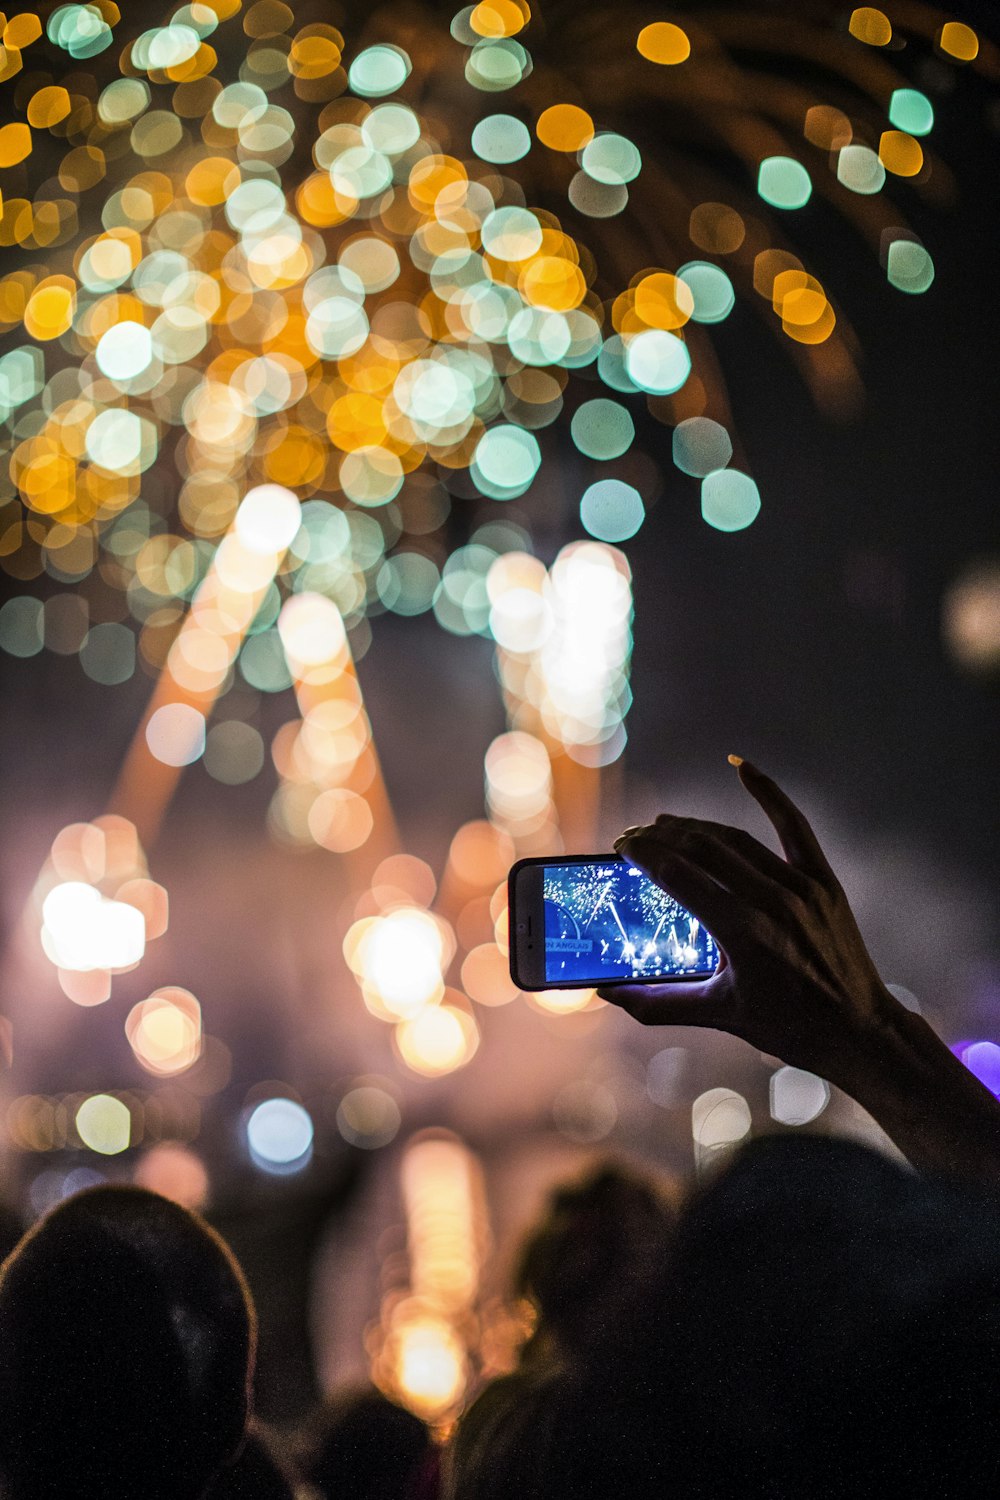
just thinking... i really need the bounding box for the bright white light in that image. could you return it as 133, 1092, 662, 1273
692, 1087, 751, 1148
145, 703, 206, 766
246, 1097, 314, 1172
277, 593, 347, 667
361, 908, 445, 1018
95, 321, 153, 380
41, 882, 146, 972
235, 484, 301, 555
769, 1066, 830, 1125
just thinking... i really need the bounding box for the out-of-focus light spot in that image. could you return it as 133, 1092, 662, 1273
95, 320, 153, 380
553, 1080, 617, 1142
529, 986, 596, 1016
480, 205, 543, 261
235, 484, 301, 555
580, 479, 644, 543
692, 1087, 751, 1148
677, 261, 736, 323
387, 1312, 468, 1421
80, 623, 135, 686
646, 1047, 688, 1107
938, 21, 978, 60
470, 0, 528, 38
0, 598, 44, 658
465, 36, 531, 91
41, 882, 146, 973
85, 409, 156, 474
536, 103, 594, 152
471, 113, 531, 163
340, 236, 400, 292
701, 469, 761, 531
354, 907, 447, 1019
247, 1097, 314, 1172
377, 553, 440, 616
278, 593, 347, 669
879, 130, 923, 177
472, 424, 541, 497
689, 202, 745, 254
888, 88, 934, 136
625, 329, 691, 394
581, 133, 641, 186
76, 1095, 131, 1156
568, 172, 628, 218
336, 1085, 402, 1148
341, 446, 404, 507
24, 279, 76, 340
462, 943, 519, 1006
637, 22, 690, 64
0, 123, 32, 168
146, 703, 206, 767
126, 987, 202, 1077
886, 982, 922, 1013
570, 399, 634, 460
836, 144, 885, 194
348, 44, 411, 98
961, 1042, 1000, 1096
803, 105, 853, 151
886, 239, 934, 294
942, 561, 1000, 671
395, 1005, 479, 1077
307, 788, 374, 852
757, 156, 812, 209
134, 1144, 209, 1210
204, 721, 265, 785
673, 417, 733, 477
769, 1066, 830, 1125
848, 7, 891, 45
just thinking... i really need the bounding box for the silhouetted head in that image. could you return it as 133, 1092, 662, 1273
0, 1185, 256, 1500
515, 1160, 673, 1364
298, 1384, 435, 1500
565, 1135, 1000, 1498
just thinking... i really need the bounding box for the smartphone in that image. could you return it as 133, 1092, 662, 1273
508, 854, 719, 991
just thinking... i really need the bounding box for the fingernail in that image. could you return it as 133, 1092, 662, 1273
615, 824, 644, 843
727, 753, 744, 767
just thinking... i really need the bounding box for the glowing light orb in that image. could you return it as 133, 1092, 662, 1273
673, 417, 733, 477
700, 469, 761, 531
395, 1005, 479, 1077
76, 1094, 131, 1155
42, 882, 146, 973
348, 45, 412, 98
769, 1066, 830, 1125
235, 484, 301, 555
95, 321, 153, 380
757, 156, 812, 209
246, 1097, 314, 1172
145, 703, 206, 766
625, 329, 691, 394
570, 399, 634, 460
580, 479, 644, 543
888, 88, 934, 136
472, 113, 531, 163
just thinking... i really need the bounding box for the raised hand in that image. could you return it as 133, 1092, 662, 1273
600, 758, 895, 1090
601, 759, 1000, 1184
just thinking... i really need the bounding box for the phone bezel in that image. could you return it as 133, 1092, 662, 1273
507, 853, 718, 992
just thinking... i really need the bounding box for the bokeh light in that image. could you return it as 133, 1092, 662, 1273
246, 1096, 314, 1173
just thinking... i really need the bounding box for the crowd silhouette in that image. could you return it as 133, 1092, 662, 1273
1, 761, 998, 1498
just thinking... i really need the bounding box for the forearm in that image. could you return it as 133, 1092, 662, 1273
837, 1003, 1000, 1187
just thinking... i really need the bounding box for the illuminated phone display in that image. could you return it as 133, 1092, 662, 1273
541, 859, 718, 985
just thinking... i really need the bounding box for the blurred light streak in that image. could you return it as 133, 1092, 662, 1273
372, 1131, 488, 1425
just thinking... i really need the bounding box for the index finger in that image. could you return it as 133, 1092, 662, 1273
735, 760, 835, 881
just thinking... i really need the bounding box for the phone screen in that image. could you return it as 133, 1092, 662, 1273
542, 859, 719, 985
